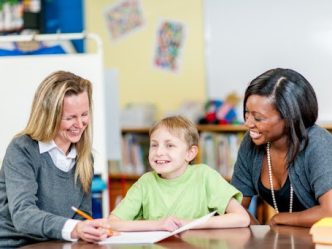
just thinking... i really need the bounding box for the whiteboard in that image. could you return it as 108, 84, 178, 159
204, 0, 332, 122
0, 53, 108, 177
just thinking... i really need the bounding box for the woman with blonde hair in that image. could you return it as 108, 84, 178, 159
0, 71, 109, 247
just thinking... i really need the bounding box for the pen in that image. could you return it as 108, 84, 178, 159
71, 206, 114, 236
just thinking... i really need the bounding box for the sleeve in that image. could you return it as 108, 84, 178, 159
4, 140, 68, 240
111, 179, 144, 220
306, 129, 332, 199
61, 219, 79, 241
231, 133, 257, 197
205, 167, 242, 215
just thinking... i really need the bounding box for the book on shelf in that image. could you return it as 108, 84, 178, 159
120, 133, 150, 175
199, 132, 243, 179
310, 217, 332, 245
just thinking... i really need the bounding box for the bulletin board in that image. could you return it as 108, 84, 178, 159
204, 0, 332, 122
0, 33, 108, 178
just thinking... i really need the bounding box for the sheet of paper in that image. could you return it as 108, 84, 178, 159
99, 211, 217, 245
169, 210, 217, 235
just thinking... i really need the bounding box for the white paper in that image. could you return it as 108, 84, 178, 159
99, 211, 217, 245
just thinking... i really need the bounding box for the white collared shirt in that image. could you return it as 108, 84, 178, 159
38, 140, 79, 241
39, 140, 77, 172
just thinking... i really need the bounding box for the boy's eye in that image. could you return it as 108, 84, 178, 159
167, 144, 174, 148
150, 144, 158, 148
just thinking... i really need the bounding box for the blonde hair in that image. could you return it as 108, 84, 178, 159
149, 115, 199, 148
18, 71, 93, 193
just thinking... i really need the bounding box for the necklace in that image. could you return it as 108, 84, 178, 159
266, 142, 293, 213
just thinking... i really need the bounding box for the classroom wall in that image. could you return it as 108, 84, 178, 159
84, 0, 206, 118
204, 0, 332, 123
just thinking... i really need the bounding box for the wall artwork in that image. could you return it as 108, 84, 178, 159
104, 0, 144, 41
153, 20, 185, 73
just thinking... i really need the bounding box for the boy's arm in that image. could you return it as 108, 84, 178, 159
242, 196, 260, 225
108, 214, 183, 232
190, 198, 250, 229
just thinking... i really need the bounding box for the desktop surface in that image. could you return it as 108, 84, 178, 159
19, 225, 314, 249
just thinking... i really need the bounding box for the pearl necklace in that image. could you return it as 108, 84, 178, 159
266, 142, 293, 213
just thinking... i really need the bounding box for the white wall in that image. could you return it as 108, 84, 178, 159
204, 0, 332, 122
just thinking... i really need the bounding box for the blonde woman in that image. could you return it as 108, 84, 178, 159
0, 71, 109, 247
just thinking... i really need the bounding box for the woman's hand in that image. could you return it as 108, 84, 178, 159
71, 219, 111, 243
268, 214, 278, 226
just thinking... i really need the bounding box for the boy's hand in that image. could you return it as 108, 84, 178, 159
157, 216, 183, 231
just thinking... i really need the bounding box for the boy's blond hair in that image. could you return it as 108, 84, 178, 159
149, 115, 199, 148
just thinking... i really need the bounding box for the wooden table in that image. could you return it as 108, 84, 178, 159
19, 225, 314, 249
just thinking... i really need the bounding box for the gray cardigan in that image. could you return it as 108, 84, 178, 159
231, 125, 332, 208
0, 135, 92, 247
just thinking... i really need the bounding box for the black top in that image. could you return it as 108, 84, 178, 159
258, 176, 306, 212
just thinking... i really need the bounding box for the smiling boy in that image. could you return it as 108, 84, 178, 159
108, 116, 249, 231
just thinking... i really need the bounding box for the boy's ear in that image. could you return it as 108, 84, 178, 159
186, 145, 198, 162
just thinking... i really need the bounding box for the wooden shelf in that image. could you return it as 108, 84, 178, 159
320, 124, 332, 131
122, 124, 247, 134
108, 174, 140, 211
122, 124, 332, 133
196, 124, 247, 132
121, 127, 150, 134
109, 173, 140, 180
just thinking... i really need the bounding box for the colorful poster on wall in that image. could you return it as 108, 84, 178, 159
104, 0, 144, 41
153, 20, 185, 72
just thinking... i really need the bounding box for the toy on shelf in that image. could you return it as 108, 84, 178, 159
199, 93, 241, 125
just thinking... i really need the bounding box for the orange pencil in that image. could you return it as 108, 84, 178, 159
71, 206, 114, 236
71, 206, 93, 220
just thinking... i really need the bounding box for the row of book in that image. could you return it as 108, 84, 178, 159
199, 132, 244, 179
119, 133, 150, 175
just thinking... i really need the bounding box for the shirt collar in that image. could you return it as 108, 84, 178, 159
39, 140, 77, 159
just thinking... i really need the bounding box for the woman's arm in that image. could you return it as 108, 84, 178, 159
108, 214, 183, 232
269, 189, 332, 227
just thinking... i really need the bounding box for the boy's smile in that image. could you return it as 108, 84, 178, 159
154, 160, 170, 164
149, 126, 196, 179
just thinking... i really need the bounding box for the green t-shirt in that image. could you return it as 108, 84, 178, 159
112, 164, 242, 220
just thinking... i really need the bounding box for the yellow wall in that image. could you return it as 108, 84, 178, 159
85, 0, 206, 118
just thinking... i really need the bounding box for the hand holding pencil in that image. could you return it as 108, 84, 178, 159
71, 206, 116, 238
